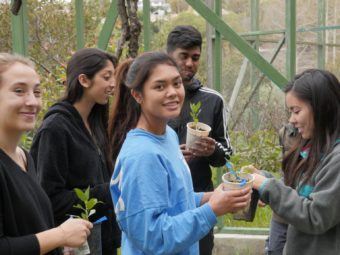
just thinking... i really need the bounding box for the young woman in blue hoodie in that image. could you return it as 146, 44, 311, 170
251, 69, 340, 255
108, 51, 251, 255
0, 53, 92, 255
30, 48, 121, 254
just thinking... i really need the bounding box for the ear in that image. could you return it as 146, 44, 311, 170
131, 89, 143, 104
78, 74, 91, 88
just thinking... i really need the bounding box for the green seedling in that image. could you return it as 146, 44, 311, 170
73, 186, 103, 220
190, 101, 202, 128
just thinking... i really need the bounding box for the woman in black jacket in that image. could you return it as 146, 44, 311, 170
0, 52, 92, 255
30, 48, 121, 255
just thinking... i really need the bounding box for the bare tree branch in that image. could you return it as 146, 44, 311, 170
115, 0, 130, 60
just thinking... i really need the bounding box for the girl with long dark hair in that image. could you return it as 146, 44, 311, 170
252, 69, 340, 255
108, 51, 251, 255
30, 48, 121, 254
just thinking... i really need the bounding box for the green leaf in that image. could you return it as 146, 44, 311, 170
86, 198, 98, 210
73, 204, 85, 210
74, 188, 86, 202
84, 186, 90, 201
81, 212, 88, 220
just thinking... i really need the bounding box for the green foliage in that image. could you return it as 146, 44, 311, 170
189, 101, 201, 125
73, 186, 103, 221
230, 129, 282, 173
223, 204, 272, 228
20, 132, 34, 151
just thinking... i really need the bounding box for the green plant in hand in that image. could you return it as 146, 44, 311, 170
190, 101, 201, 128
73, 186, 103, 221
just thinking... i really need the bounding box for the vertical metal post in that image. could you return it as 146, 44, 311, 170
11, 0, 29, 55
213, 0, 222, 92
205, 0, 213, 88
285, 0, 296, 80
250, 0, 259, 86
143, 0, 151, 51
250, 0, 260, 128
75, 0, 85, 49
97, 0, 119, 50
317, 0, 325, 69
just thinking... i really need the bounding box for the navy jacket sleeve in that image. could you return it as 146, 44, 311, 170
207, 97, 233, 167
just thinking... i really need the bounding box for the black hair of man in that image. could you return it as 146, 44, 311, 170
166, 25, 202, 53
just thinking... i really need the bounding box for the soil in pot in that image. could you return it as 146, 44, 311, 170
186, 122, 211, 150
222, 172, 259, 222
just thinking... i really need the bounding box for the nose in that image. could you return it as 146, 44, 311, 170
25, 91, 41, 107
288, 113, 296, 125
185, 57, 193, 68
109, 77, 115, 90
166, 85, 177, 98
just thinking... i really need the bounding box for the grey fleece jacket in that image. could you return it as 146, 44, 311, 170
260, 143, 340, 255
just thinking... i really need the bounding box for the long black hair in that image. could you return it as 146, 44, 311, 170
283, 69, 340, 186
64, 48, 117, 172
108, 51, 179, 161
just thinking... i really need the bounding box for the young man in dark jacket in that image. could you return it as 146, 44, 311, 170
167, 25, 233, 255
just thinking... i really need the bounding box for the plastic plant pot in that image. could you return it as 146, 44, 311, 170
186, 122, 211, 150
222, 172, 259, 222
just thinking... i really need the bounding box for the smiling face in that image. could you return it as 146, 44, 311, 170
286, 91, 314, 139
168, 47, 201, 85
133, 64, 184, 129
0, 62, 41, 134
82, 60, 115, 105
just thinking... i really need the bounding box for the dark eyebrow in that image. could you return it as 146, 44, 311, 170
153, 80, 166, 84
172, 75, 182, 81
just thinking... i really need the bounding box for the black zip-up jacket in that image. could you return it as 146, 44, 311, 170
30, 101, 121, 254
168, 79, 233, 192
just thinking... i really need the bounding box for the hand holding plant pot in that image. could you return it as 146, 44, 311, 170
222, 162, 259, 222
65, 187, 104, 255
190, 136, 216, 157
208, 184, 251, 216
186, 101, 211, 150
58, 218, 92, 251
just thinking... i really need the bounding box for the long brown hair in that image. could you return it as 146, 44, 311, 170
283, 69, 340, 187
64, 48, 117, 173
108, 51, 179, 162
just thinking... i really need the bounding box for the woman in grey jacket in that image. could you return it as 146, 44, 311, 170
252, 69, 340, 255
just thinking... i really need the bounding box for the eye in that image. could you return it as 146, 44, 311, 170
154, 84, 164, 90
179, 54, 187, 60
292, 108, 300, 114
14, 87, 25, 95
34, 88, 42, 97
192, 56, 200, 62
103, 75, 111, 81
173, 80, 183, 88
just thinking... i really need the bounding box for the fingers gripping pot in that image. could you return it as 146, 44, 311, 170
186, 122, 211, 150
222, 173, 259, 221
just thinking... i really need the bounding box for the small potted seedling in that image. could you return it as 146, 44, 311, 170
186, 101, 211, 150
71, 187, 104, 255
222, 162, 259, 222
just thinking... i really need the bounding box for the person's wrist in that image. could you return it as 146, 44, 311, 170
56, 225, 67, 246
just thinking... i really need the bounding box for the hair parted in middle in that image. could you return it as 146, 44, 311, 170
64, 47, 118, 172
